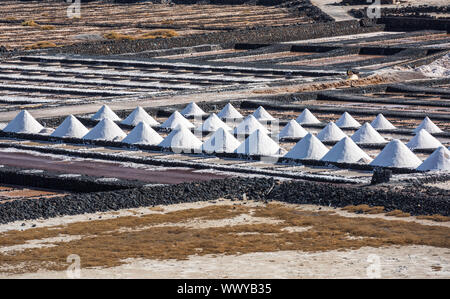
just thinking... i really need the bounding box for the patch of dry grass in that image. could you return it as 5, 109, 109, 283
24, 41, 57, 50
385, 210, 411, 218
21, 20, 39, 27
252, 75, 393, 94
103, 29, 178, 41
0, 203, 449, 275
40, 25, 56, 30
342, 204, 385, 214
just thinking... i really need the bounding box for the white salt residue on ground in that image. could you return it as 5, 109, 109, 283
416, 53, 450, 78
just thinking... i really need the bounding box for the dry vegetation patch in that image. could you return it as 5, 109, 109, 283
103, 30, 178, 41
0, 203, 449, 275
24, 41, 57, 50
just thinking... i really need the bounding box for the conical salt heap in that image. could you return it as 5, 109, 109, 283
160, 111, 194, 129
413, 116, 443, 134
122, 121, 163, 145
158, 125, 202, 151
370, 139, 422, 168
351, 123, 386, 144
51, 115, 89, 138
417, 146, 450, 171
370, 113, 396, 130
252, 106, 276, 121
83, 118, 126, 141
321, 137, 372, 164
91, 104, 121, 121
278, 120, 308, 139
202, 127, 240, 154
406, 129, 442, 150
217, 103, 243, 119
3, 110, 43, 134
197, 113, 231, 132
235, 129, 282, 156
296, 108, 321, 125
284, 133, 328, 160
180, 102, 206, 117
233, 115, 269, 135
335, 112, 361, 128
121, 107, 159, 126
316, 122, 347, 142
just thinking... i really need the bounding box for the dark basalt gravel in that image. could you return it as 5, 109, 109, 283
0, 177, 448, 224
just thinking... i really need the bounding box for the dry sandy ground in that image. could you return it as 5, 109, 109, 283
2, 245, 448, 279
0, 199, 449, 279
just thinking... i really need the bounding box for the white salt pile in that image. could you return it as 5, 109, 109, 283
121, 107, 159, 126
316, 122, 347, 142
321, 137, 372, 164
415, 53, 450, 78
51, 115, 89, 138
3, 110, 44, 134
335, 112, 361, 128
296, 108, 321, 125
122, 121, 163, 145
351, 123, 387, 144
180, 102, 206, 117
197, 113, 232, 132
235, 129, 282, 156
370, 139, 422, 168
413, 117, 443, 134
370, 113, 396, 130
82, 118, 126, 141
160, 111, 194, 129
284, 133, 328, 160
158, 125, 202, 150
91, 104, 121, 121
252, 106, 276, 121
278, 120, 308, 139
217, 103, 243, 119
233, 115, 269, 135
417, 146, 450, 171
202, 127, 240, 153
406, 129, 443, 150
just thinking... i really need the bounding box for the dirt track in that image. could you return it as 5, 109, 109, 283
0, 150, 230, 184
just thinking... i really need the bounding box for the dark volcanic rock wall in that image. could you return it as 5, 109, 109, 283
0, 177, 448, 224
